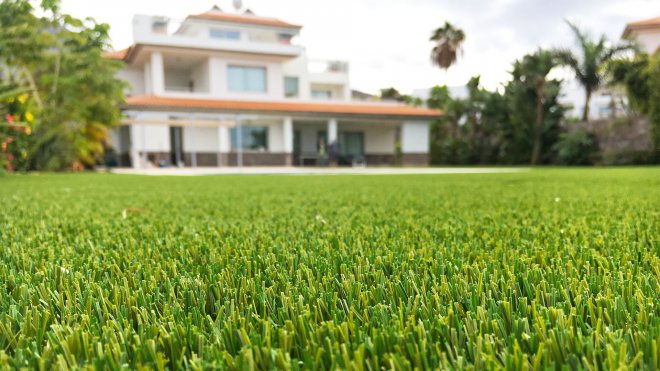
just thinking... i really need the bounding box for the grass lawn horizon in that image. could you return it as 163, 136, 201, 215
1, 168, 659, 369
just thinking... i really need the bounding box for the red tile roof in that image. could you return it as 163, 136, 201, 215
125, 96, 441, 119
623, 16, 660, 37
189, 11, 302, 29
104, 48, 130, 61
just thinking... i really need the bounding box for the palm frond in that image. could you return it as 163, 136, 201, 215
565, 20, 589, 50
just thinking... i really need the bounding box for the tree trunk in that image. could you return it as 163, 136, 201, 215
531, 82, 544, 165
582, 89, 592, 122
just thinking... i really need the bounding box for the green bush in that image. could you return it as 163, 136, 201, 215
552, 130, 599, 165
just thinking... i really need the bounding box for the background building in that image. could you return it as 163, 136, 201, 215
107, 7, 439, 168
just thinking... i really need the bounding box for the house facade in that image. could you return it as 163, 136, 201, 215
622, 16, 660, 54
107, 7, 440, 168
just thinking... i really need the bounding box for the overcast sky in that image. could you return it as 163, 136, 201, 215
60, 0, 659, 95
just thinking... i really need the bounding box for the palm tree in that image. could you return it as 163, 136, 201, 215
556, 21, 636, 122
511, 50, 561, 165
430, 22, 465, 71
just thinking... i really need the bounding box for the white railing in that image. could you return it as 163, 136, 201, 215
308, 60, 349, 74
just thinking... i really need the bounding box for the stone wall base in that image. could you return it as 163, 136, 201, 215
401, 153, 429, 166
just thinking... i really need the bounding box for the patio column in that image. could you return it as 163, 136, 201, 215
328, 118, 338, 145
235, 115, 243, 168
150, 51, 164, 95
283, 117, 293, 166
189, 114, 197, 168
217, 125, 230, 167
140, 123, 147, 169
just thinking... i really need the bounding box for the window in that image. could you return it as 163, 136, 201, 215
339, 132, 364, 157
284, 77, 299, 98
228, 66, 267, 92
230, 126, 268, 151
311, 90, 332, 100
277, 33, 293, 44
210, 29, 241, 40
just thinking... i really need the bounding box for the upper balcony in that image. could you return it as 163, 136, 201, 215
308, 59, 350, 85
132, 15, 303, 58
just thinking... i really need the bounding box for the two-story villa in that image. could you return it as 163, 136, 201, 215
107, 7, 440, 168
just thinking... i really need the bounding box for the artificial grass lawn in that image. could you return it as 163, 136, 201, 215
0, 168, 659, 369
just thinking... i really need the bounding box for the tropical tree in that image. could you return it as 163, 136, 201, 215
608, 52, 660, 161
556, 21, 636, 122
0, 0, 125, 171
427, 78, 508, 165
505, 50, 564, 165
430, 22, 465, 71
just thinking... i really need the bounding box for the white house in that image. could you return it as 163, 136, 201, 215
622, 16, 660, 54
106, 7, 440, 168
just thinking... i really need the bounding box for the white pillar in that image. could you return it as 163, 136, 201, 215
130, 125, 140, 169
190, 115, 197, 168
217, 126, 224, 167
140, 124, 147, 169
218, 126, 230, 153
283, 117, 293, 166
283, 117, 293, 152
150, 51, 164, 95
328, 118, 338, 144
236, 115, 243, 168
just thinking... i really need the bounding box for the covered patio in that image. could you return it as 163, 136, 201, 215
109, 96, 440, 168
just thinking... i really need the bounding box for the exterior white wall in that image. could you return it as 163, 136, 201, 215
631, 29, 660, 54
267, 120, 284, 152
164, 69, 191, 91
117, 67, 146, 95
364, 126, 396, 153
192, 59, 210, 93
183, 126, 218, 152
130, 124, 170, 153
282, 54, 311, 100
401, 121, 429, 153
143, 62, 153, 94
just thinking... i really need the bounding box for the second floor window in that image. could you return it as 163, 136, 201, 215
228, 66, 267, 93
284, 77, 299, 98
210, 29, 241, 40
311, 89, 332, 100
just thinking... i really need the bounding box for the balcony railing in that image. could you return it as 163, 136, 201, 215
141, 16, 300, 46
308, 60, 349, 74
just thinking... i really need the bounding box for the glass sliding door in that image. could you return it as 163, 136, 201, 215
339, 132, 364, 162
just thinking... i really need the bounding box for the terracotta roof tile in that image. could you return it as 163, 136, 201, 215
623, 16, 660, 37
104, 48, 130, 61
190, 11, 302, 29
125, 96, 441, 119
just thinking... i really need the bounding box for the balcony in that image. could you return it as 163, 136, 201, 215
308, 59, 349, 86
132, 15, 303, 58
163, 54, 210, 94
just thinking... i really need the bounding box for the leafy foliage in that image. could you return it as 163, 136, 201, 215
608, 52, 660, 161
552, 130, 599, 165
0, 87, 34, 172
0, 170, 659, 369
0, 0, 126, 171
428, 51, 565, 166
555, 21, 636, 121
505, 50, 565, 165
